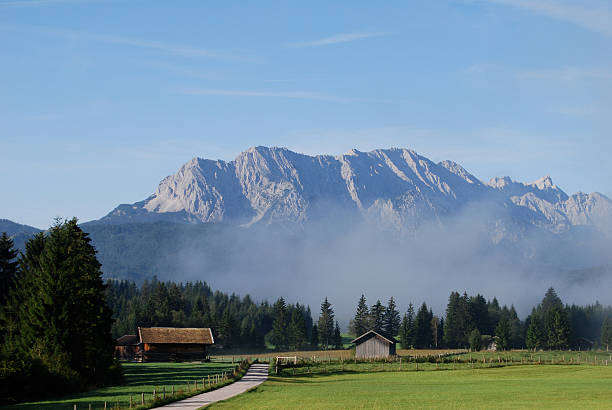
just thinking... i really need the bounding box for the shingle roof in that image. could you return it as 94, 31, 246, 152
350, 329, 396, 345
116, 334, 138, 346
138, 327, 214, 345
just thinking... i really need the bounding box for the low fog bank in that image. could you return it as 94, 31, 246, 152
156, 204, 612, 327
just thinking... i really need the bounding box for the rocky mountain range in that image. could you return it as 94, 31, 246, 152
98, 146, 612, 240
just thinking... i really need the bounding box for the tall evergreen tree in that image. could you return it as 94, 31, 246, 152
406, 303, 416, 346
468, 294, 488, 333
15, 219, 115, 385
271, 297, 289, 350
495, 316, 511, 351
288, 305, 307, 350
333, 321, 343, 350
526, 312, 545, 351
0, 232, 18, 307
369, 300, 385, 333
541, 287, 563, 315
546, 305, 570, 350
399, 313, 411, 349
383, 296, 401, 337
218, 310, 238, 348
318, 297, 334, 349
310, 324, 319, 349
350, 294, 369, 336
601, 317, 612, 351
414, 302, 433, 348
469, 328, 482, 352
444, 292, 471, 348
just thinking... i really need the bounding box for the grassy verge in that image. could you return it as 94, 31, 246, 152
209, 365, 612, 409
3, 360, 247, 410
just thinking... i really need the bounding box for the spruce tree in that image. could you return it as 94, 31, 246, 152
288, 306, 307, 350
369, 300, 385, 333
399, 313, 411, 349
271, 297, 288, 350
414, 302, 433, 348
406, 303, 416, 346
383, 296, 401, 337
351, 294, 369, 336
444, 291, 470, 348
495, 316, 511, 351
546, 305, 570, 350
16, 219, 115, 385
526, 312, 545, 351
310, 324, 319, 349
318, 297, 334, 349
333, 321, 343, 349
469, 328, 482, 352
0, 232, 18, 307
601, 317, 612, 351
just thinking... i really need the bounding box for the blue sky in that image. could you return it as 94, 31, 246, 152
1, 0, 611, 228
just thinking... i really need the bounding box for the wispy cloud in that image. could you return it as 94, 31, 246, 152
482, 0, 612, 37
286, 32, 388, 48
178, 88, 402, 104
0, 0, 100, 6
178, 88, 349, 102
516, 67, 612, 82
0, 23, 247, 60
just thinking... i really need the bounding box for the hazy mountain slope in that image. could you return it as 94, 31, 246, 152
0, 219, 41, 236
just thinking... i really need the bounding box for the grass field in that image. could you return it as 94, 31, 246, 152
3, 361, 237, 410
210, 365, 612, 409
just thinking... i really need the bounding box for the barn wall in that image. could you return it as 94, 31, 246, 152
355, 335, 392, 359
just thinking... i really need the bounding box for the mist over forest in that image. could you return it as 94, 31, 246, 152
85, 205, 612, 325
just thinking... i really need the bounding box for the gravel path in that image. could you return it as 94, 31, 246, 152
153, 364, 269, 409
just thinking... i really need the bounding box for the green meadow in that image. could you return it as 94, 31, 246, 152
211, 365, 612, 409
3, 362, 237, 410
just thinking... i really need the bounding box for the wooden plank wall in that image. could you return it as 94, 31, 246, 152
355, 335, 391, 359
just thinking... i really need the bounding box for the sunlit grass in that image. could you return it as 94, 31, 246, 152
4, 361, 237, 410
210, 365, 612, 409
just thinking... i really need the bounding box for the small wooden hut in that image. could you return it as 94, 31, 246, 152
115, 334, 139, 360
137, 327, 214, 362
351, 330, 396, 359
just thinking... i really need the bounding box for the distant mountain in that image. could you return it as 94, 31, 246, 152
96, 146, 612, 240
0, 219, 42, 250
0, 219, 41, 236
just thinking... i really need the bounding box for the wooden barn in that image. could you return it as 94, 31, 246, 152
137, 327, 214, 362
351, 330, 396, 359
114, 334, 139, 360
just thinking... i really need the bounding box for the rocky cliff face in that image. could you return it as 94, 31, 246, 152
99, 146, 612, 238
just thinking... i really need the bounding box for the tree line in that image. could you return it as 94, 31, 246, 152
348, 289, 612, 351
107, 280, 344, 351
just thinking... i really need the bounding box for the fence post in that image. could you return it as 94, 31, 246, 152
172, 385, 175, 396
74, 405, 77, 410
141, 392, 144, 406
104, 402, 107, 410
129, 395, 132, 408
163, 386, 166, 399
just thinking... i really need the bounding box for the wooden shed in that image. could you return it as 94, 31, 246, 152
137, 327, 214, 362
351, 330, 396, 359
114, 334, 139, 360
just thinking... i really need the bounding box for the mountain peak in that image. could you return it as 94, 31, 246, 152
488, 176, 514, 188
530, 175, 554, 190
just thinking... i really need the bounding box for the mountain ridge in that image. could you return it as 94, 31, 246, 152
97, 146, 612, 238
